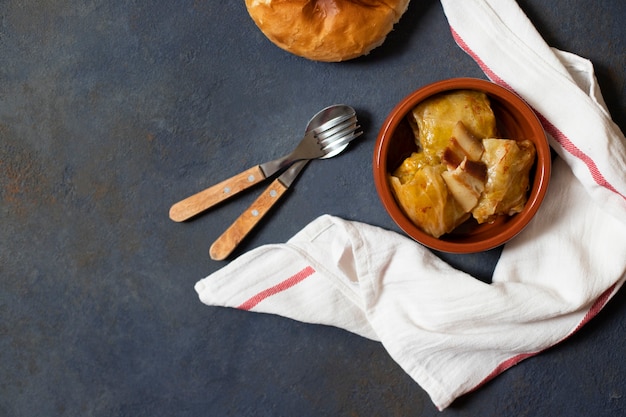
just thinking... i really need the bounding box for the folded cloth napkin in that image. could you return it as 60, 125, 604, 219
195, 0, 626, 410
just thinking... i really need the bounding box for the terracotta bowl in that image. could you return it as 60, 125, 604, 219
373, 78, 551, 253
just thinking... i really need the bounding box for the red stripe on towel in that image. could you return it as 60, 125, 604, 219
464, 283, 620, 406
572, 282, 619, 332
536, 114, 624, 199
450, 27, 511, 89
237, 266, 316, 311
450, 27, 626, 201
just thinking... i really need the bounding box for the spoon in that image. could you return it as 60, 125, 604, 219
208, 104, 362, 260
169, 105, 361, 222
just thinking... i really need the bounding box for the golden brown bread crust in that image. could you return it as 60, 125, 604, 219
245, 0, 411, 62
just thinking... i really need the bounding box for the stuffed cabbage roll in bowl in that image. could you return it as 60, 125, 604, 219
374, 78, 551, 253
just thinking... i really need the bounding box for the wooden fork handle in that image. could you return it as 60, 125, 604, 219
169, 166, 266, 222
209, 178, 288, 261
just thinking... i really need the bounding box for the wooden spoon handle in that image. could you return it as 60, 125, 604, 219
169, 166, 266, 222
209, 178, 288, 261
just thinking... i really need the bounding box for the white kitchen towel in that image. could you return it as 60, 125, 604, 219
195, 0, 626, 410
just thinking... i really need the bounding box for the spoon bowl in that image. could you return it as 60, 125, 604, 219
306, 105, 360, 158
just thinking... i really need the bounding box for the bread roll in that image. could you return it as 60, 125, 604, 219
245, 0, 411, 62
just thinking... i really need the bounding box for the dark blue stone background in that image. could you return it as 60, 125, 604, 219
1, 0, 625, 415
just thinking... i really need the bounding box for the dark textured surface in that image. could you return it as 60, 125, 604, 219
1, 1, 625, 416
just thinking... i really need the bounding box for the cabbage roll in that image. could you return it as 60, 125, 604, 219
472, 139, 536, 224
389, 165, 469, 238
409, 90, 497, 165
